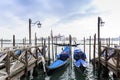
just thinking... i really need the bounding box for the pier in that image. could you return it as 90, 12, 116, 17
0, 32, 75, 80
0, 45, 46, 80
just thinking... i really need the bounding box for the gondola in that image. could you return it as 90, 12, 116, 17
54, 43, 80, 46
73, 47, 88, 73
46, 46, 70, 75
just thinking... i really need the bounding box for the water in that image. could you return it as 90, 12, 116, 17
29, 44, 116, 80
28, 63, 98, 80
29, 63, 117, 80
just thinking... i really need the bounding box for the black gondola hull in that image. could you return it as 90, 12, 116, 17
46, 59, 70, 76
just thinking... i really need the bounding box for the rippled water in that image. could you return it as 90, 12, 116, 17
29, 62, 117, 80
28, 62, 96, 80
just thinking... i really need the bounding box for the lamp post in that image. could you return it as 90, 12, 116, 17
98, 16, 105, 77
98, 17, 105, 58
29, 18, 41, 45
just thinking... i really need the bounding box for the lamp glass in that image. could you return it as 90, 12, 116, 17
37, 22, 41, 28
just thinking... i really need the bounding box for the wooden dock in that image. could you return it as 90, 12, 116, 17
0, 46, 46, 80
92, 42, 120, 78
98, 46, 120, 77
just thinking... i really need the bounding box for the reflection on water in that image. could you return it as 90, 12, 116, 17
30, 62, 118, 80
49, 65, 68, 80
74, 68, 87, 80
30, 63, 99, 80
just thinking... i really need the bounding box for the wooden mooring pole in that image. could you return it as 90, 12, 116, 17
23, 38, 25, 45
13, 35, 15, 46
97, 17, 102, 78
51, 30, 54, 61
6, 51, 10, 80
89, 36, 91, 62
93, 34, 96, 72
83, 37, 85, 53
32, 33, 39, 77
55, 37, 57, 58
35, 33, 37, 46
116, 50, 120, 77
41, 37, 44, 55
1, 38, 3, 48
48, 36, 51, 65
25, 50, 28, 78
69, 35, 72, 69
32, 49, 39, 77
43, 39, 46, 59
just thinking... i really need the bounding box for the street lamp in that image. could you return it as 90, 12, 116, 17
98, 17, 105, 57
29, 18, 41, 45
98, 17, 105, 45
97, 16, 105, 77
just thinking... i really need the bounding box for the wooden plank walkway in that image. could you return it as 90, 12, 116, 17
95, 46, 120, 77
0, 46, 45, 80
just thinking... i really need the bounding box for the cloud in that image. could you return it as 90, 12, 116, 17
1, 0, 119, 40
91, 0, 120, 38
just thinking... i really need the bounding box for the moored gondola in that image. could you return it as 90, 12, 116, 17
73, 47, 88, 73
46, 46, 70, 75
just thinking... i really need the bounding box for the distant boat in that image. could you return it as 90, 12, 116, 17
53, 43, 80, 46
73, 47, 88, 73
46, 46, 70, 75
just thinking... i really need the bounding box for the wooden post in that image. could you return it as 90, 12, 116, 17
105, 47, 108, 67
41, 37, 44, 55
41, 37, 43, 47
23, 38, 25, 45
98, 17, 102, 78
105, 38, 107, 46
1, 38, 3, 48
69, 35, 72, 69
98, 41, 102, 78
35, 47, 38, 67
13, 35, 15, 46
35, 33, 37, 46
113, 73, 117, 79
33, 47, 38, 77
43, 39, 46, 59
25, 50, 28, 78
6, 51, 10, 80
83, 37, 85, 53
24, 37, 26, 45
23, 37, 26, 46
29, 19, 32, 45
116, 50, 120, 77
48, 36, 50, 65
89, 36, 91, 62
93, 34, 96, 72
108, 37, 110, 47
55, 37, 57, 58
51, 30, 54, 61
119, 37, 120, 46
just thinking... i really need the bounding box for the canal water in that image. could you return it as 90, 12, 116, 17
29, 62, 114, 80
28, 44, 114, 80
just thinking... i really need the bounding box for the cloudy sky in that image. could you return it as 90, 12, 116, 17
0, 0, 120, 40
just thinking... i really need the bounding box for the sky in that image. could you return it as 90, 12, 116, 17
0, 0, 120, 40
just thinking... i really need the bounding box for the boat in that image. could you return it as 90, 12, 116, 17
54, 43, 80, 46
46, 46, 70, 75
73, 47, 88, 73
